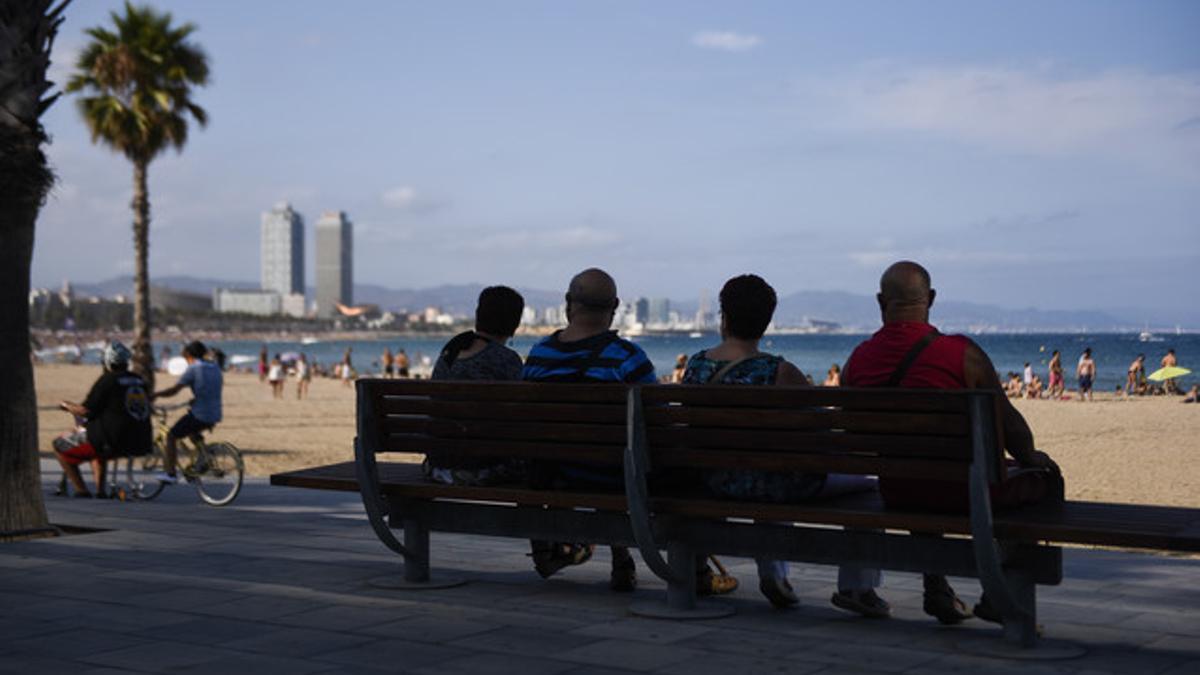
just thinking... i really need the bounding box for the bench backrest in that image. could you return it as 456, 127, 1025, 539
357, 380, 1006, 482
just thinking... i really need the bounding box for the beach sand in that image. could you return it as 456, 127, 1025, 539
34, 363, 1200, 507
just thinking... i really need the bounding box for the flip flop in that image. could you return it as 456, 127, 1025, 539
924, 586, 973, 625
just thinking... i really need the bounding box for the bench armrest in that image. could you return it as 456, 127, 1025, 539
623, 387, 688, 586
354, 435, 417, 560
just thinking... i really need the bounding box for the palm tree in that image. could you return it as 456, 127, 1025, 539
0, 0, 70, 537
66, 1, 209, 388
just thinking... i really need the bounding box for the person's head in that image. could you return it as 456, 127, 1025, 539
475, 285, 525, 338
675, 354, 687, 367
1138, 354, 1145, 361
564, 268, 619, 329
1083, 347, 1092, 357
1052, 350, 1060, 357
718, 274, 777, 341
102, 340, 131, 372
1024, 362, 1030, 368
274, 353, 281, 361
183, 340, 207, 362
829, 363, 840, 374
877, 261, 935, 323
1168, 349, 1175, 355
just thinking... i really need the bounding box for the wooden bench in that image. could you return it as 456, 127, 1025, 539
271, 379, 1200, 649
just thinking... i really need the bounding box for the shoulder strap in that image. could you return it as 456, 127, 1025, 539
707, 352, 766, 384
885, 329, 940, 387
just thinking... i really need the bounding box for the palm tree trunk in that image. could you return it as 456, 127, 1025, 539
131, 158, 154, 391
0, 132, 51, 537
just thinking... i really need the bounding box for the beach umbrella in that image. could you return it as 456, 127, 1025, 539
1147, 366, 1191, 382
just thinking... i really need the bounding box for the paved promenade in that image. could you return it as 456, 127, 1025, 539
2, 469, 1198, 674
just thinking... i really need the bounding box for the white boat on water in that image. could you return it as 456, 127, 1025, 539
1139, 328, 1164, 342
300, 336, 320, 345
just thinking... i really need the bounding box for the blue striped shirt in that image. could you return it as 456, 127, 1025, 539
522, 330, 655, 384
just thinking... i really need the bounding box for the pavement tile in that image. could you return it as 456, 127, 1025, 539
795, 641, 944, 672
413, 652, 576, 675
555, 639, 703, 672
174, 652, 337, 675
363, 614, 500, 642
1160, 660, 1200, 675
223, 625, 376, 657
273, 604, 419, 631
0, 656, 83, 675
137, 617, 283, 645
314, 637, 471, 669
122, 586, 248, 610
655, 653, 827, 675
674, 627, 817, 660
569, 618, 715, 645
188, 593, 322, 621
447, 626, 598, 657
81, 641, 242, 670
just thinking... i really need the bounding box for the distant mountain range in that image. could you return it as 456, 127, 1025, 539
69, 275, 1192, 332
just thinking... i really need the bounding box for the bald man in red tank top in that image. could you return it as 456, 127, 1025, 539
843, 261, 1061, 626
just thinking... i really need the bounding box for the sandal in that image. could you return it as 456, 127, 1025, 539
924, 586, 972, 625
530, 542, 594, 578
831, 589, 892, 619
758, 577, 798, 608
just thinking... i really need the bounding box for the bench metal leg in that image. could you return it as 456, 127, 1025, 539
1002, 570, 1038, 648
366, 509, 466, 591
629, 542, 734, 620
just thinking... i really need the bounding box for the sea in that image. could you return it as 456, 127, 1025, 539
169, 331, 1196, 393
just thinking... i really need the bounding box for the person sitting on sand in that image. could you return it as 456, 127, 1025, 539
670, 354, 688, 383
1126, 354, 1146, 397
1026, 374, 1044, 399
683, 274, 882, 614
53, 341, 152, 498
842, 261, 1062, 627
1077, 348, 1096, 402
824, 363, 841, 387
1182, 385, 1199, 403
424, 286, 527, 486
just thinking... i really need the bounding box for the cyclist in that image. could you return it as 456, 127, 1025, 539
53, 341, 152, 498
152, 340, 223, 484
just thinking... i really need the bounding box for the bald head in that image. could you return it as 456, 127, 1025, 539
566, 268, 618, 312
877, 261, 935, 322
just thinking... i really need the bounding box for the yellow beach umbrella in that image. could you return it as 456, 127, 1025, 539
1147, 366, 1191, 382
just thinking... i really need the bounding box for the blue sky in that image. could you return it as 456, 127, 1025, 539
36, 1, 1200, 316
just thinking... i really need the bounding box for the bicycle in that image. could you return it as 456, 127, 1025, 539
110, 402, 244, 506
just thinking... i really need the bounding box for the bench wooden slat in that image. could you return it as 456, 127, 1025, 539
649, 448, 967, 480
379, 436, 624, 464
644, 407, 970, 436
642, 386, 974, 413
381, 418, 626, 445
270, 461, 1200, 552
380, 399, 626, 424
373, 380, 629, 403
645, 427, 970, 458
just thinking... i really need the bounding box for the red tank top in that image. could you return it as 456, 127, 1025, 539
844, 321, 971, 389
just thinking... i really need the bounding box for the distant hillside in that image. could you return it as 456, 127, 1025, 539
68, 275, 1189, 331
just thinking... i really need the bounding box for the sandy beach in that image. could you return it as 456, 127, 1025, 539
34, 363, 1199, 508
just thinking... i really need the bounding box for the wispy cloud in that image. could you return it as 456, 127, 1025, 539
813, 64, 1200, 177
380, 185, 446, 214
691, 31, 763, 52
459, 226, 621, 253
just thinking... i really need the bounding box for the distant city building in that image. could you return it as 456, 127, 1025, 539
281, 293, 307, 318
315, 210, 353, 318
647, 297, 671, 326
213, 288, 282, 316
261, 202, 305, 298
634, 298, 649, 324
150, 285, 211, 313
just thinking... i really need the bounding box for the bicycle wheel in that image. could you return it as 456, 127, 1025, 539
193, 441, 244, 506
125, 445, 167, 501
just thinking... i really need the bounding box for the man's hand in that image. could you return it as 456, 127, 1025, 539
1021, 449, 1060, 474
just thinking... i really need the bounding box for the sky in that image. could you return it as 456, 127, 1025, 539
34, 0, 1200, 316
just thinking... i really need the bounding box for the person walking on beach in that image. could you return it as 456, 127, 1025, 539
267, 354, 285, 399
843, 261, 1063, 626
1126, 354, 1146, 396
396, 349, 410, 378
296, 353, 311, 400
1077, 348, 1096, 401
1048, 350, 1065, 399
381, 347, 394, 378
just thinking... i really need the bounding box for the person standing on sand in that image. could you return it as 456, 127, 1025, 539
267, 354, 284, 399
258, 344, 268, 383
1077, 348, 1096, 401
381, 347, 394, 378
341, 347, 354, 388
1023, 362, 1033, 394
1048, 350, 1065, 399
296, 353, 311, 400
1162, 349, 1179, 394
1126, 354, 1146, 397
396, 349, 410, 378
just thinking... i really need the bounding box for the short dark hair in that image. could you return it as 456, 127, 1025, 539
184, 341, 207, 359
476, 286, 525, 337
719, 274, 777, 340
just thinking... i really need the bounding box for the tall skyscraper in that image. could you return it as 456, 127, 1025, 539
316, 210, 353, 317
261, 202, 304, 296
